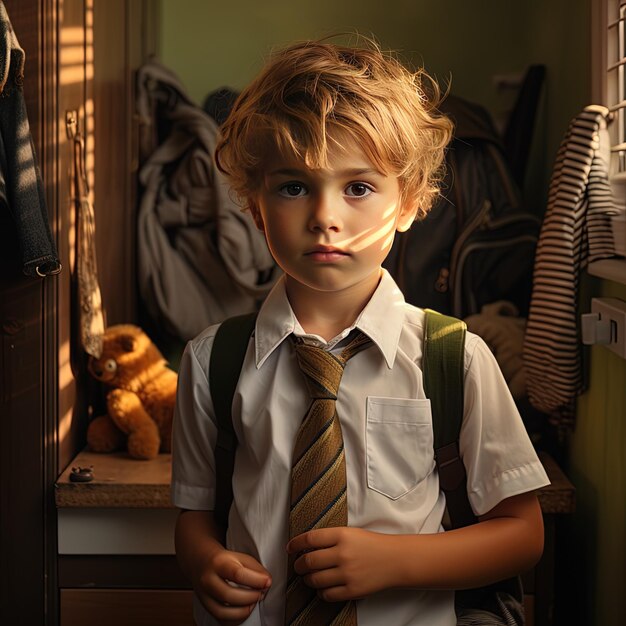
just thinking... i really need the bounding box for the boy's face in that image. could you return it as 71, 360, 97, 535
250, 134, 418, 303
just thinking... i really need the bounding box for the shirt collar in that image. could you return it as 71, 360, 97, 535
254, 269, 406, 369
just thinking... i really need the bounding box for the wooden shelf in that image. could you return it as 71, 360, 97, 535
588, 258, 626, 284
56, 450, 574, 514
56, 451, 173, 508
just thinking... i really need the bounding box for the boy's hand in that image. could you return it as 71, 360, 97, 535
196, 548, 272, 625
287, 527, 397, 601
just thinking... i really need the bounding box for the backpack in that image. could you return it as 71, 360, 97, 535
383, 95, 541, 320
209, 310, 524, 625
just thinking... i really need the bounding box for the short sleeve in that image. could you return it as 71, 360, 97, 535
460, 334, 550, 516
170, 333, 219, 510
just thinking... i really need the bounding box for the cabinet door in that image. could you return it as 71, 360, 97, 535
61, 589, 194, 626
0, 3, 60, 625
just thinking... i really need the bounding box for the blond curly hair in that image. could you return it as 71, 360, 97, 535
215, 38, 453, 220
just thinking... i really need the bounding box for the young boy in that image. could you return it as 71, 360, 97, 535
171, 39, 550, 626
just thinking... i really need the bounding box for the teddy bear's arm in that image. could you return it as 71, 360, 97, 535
107, 389, 160, 459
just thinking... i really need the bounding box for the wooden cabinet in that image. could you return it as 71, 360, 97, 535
56, 452, 194, 625
60, 590, 194, 626
0, 3, 57, 623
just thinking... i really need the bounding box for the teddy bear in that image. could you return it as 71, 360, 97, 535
86, 324, 177, 460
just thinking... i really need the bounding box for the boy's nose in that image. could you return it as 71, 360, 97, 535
308, 196, 342, 232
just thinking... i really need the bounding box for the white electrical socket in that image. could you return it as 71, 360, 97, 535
590, 298, 626, 359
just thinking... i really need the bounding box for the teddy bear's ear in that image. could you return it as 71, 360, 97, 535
119, 334, 136, 353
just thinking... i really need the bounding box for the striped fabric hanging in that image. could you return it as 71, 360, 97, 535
523, 105, 618, 427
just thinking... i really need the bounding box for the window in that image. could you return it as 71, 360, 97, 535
589, 0, 626, 278
603, 1, 626, 177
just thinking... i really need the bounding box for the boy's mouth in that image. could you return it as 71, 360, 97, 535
305, 245, 350, 262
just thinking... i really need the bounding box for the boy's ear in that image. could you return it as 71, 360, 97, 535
395, 198, 420, 233
248, 199, 265, 232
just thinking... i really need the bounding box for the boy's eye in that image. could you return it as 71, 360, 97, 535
279, 183, 307, 197
345, 183, 373, 197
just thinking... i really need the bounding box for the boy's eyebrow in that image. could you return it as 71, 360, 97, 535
265, 168, 307, 178
266, 167, 383, 178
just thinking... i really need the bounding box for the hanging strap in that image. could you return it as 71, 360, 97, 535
73, 129, 104, 358
423, 309, 475, 529
209, 312, 258, 528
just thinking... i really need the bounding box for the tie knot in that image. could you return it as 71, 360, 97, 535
294, 343, 344, 399
293, 331, 372, 400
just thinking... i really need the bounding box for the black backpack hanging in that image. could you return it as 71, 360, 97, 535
383, 95, 541, 320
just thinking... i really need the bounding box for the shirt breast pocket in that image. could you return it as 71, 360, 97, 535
365, 397, 434, 500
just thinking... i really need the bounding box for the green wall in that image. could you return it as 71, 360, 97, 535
568, 278, 626, 624
158, 0, 589, 210
158, 2, 626, 624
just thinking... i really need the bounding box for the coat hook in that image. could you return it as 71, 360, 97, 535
66, 110, 78, 139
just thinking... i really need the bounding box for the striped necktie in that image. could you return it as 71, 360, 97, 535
285, 331, 372, 626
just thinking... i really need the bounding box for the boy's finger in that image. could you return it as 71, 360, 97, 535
199, 574, 263, 607
227, 565, 272, 590
303, 567, 344, 590
294, 546, 336, 575
287, 527, 340, 554
201, 594, 255, 623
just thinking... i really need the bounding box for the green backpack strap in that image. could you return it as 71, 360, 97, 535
423, 309, 476, 529
209, 312, 258, 528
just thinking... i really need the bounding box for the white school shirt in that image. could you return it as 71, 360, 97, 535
171, 270, 550, 626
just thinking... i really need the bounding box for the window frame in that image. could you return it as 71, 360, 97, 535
586, 0, 626, 281
594, 0, 626, 179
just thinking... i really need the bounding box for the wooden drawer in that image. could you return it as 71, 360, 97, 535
60, 589, 194, 626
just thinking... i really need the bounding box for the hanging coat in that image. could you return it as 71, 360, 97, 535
0, 1, 60, 278
135, 59, 279, 341
523, 105, 618, 426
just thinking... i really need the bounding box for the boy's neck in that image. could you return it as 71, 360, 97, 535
285, 270, 382, 342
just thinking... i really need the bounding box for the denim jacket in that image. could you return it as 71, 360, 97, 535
0, 1, 60, 277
